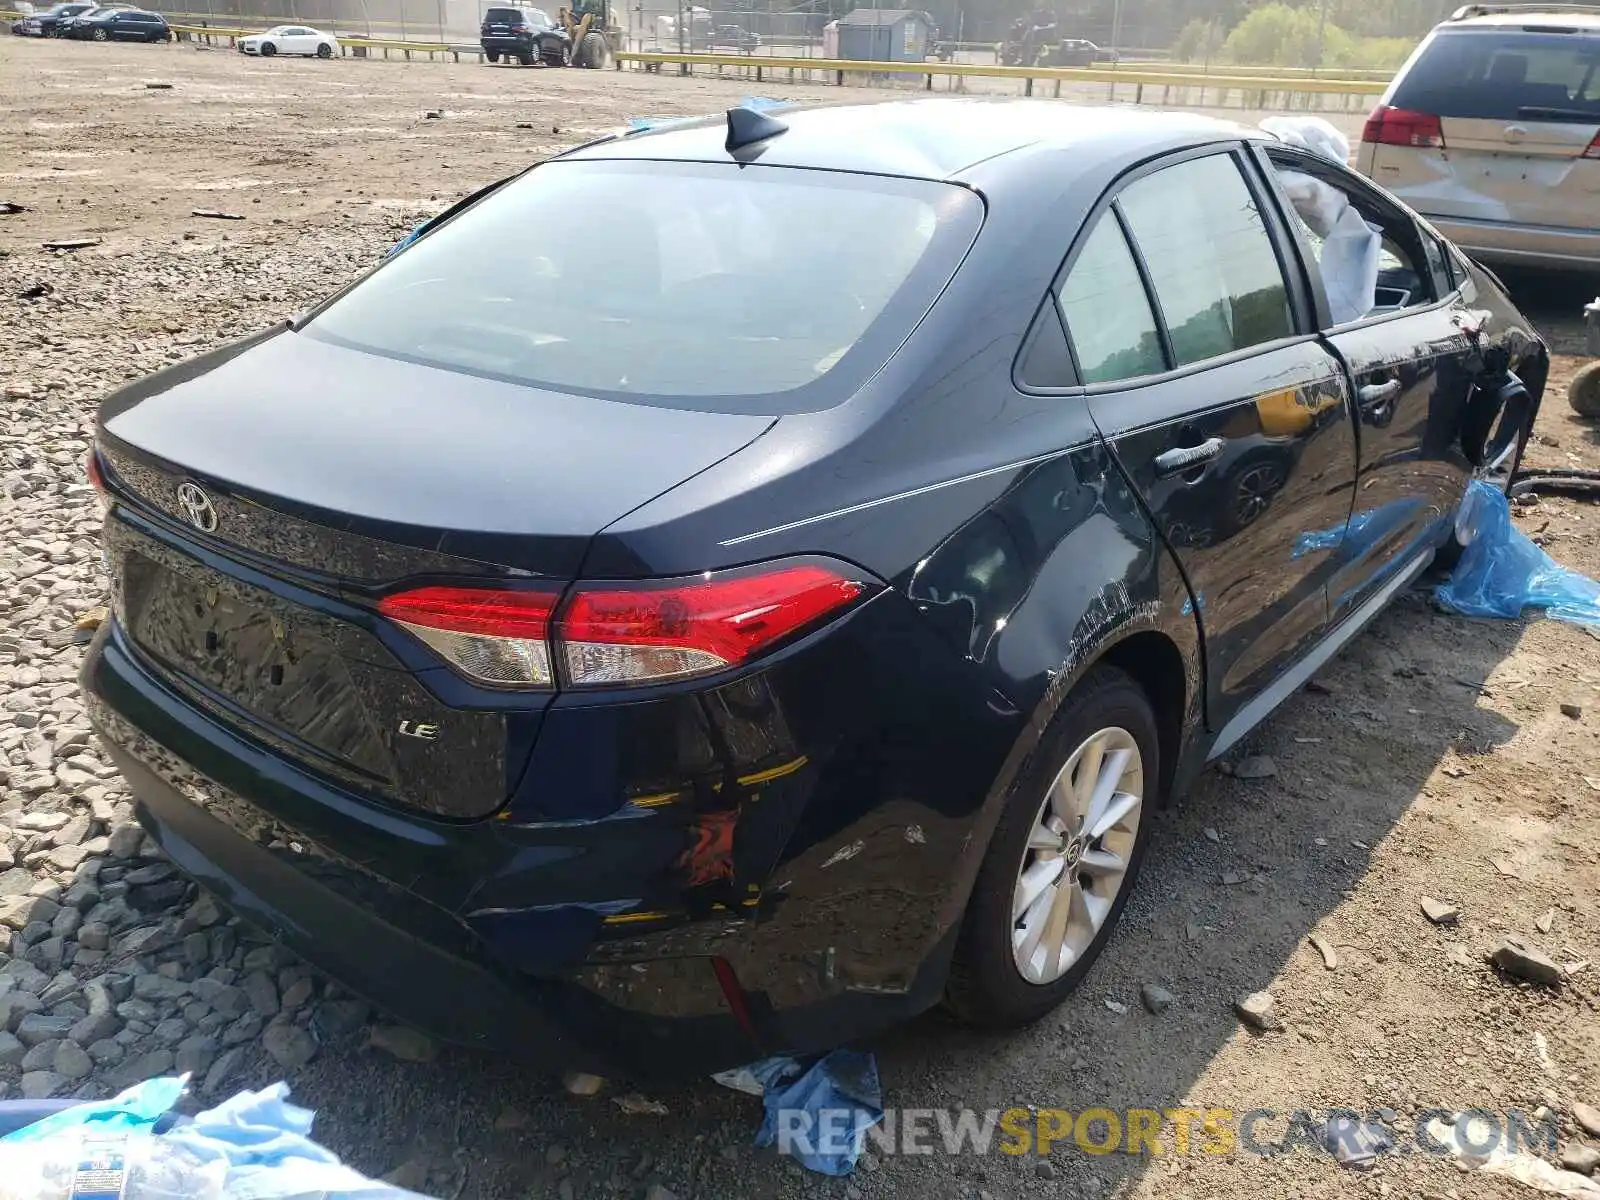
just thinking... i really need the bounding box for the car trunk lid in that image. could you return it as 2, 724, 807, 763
97, 328, 774, 819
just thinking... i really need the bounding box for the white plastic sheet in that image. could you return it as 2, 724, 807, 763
1261, 117, 1381, 326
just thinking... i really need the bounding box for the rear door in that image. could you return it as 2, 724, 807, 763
1058, 148, 1360, 738
1365, 24, 1600, 232
1262, 147, 1483, 621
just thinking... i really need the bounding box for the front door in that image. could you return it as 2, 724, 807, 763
1257, 146, 1488, 621
1055, 149, 1360, 738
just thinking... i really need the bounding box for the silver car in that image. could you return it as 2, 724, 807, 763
1358, 3, 1599, 274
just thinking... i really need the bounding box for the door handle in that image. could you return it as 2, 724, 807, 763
1153, 437, 1226, 478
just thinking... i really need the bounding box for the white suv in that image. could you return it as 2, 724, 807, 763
1358, 4, 1600, 274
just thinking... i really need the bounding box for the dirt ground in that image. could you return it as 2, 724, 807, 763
2, 36, 1598, 1200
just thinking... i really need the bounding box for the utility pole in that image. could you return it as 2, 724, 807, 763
1314, 0, 1328, 72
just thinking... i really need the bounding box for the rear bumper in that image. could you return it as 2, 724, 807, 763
1426, 214, 1600, 273
83, 584, 1010, 1076
480, 35, 536, 51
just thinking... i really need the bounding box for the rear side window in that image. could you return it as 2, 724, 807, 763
1056, 218, 1165, 385
1118, 154, 1294, 367
1392, 29, 1600, 120
306, 160, 983, 415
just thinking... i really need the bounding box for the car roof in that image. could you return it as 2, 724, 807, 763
564, 99, 1259, 182
1445, 4, 1600, 29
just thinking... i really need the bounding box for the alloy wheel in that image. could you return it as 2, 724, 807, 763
1010, 726, 1143, 985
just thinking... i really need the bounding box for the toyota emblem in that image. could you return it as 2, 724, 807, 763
175, 482, 219, 533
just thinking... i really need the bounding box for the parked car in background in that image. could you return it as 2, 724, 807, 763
82, 99, 1545, 1077
69, 7, 170, 40
1046, 37, 1119, 66
27, 2, 97, 35
238, 24, 338, 57
53, 4, 123, 36
1359, 3, 1600, 274
479, 6, 569, 65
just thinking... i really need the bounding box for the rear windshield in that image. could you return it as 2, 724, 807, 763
483, 8, 524, 20
304, 159, 982, 415
1393, 28, 1600, 121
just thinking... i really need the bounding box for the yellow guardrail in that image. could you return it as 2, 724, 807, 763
615, 50, 1391, 97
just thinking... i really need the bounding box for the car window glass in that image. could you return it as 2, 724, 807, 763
1118, 154, 1293, 366
1392, 29, 1600, 120
1056, 216, 1165, 384
1266, 153, 1435, 323
305, 160, 983, 415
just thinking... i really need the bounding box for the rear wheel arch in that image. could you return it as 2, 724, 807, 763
1098, 630, 1188, 803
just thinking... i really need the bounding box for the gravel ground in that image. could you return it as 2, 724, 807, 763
2, 36, 1599, 1200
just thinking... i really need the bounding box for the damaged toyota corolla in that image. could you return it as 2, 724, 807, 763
82, 99, 1546, 1078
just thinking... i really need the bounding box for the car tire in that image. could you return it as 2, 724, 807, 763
260, 41, 276, 56
316, 42, 332, 58
485, 49, 499, 62
91, 26, 107, 40
518, 50, 533, 65
944, 664, 1158, 1029
1569, 361, 1600, 419
578, 30, 605, 67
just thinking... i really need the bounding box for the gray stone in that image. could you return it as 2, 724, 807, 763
1420, 897, 1459, 925
221, 1012, 262, 1047
1560, 1144, 1600, 1176
311, 998, 369, 1042
1490, 938, 1563, 987
1233, 755, 1278, 780
0, 992, 43, 1033
262, 1021, 317, 1070
20, 1071, 63, 1100
280, 976, 314, 1011
1574, 1102, 1600, 1139
132, 973, 189, 1003
28, 936, 64, 970
49, 906, 80, 940
53, 1040, 91, 1080
1234, 991, 1281, 1032
107, 825, 143, 860
201, 1046, 247, 1098
241, 971, 278, 1018
0, 1031, 23, 1066
1141, 983, 1175, 1014
69, 1011, 119, 1046
0, 895, 58, 930
15, 1012, 75, 1047
82, 979, 115, 1016
152, 1018, 188, 1045
193, 980, 246, 1018
115, 999, 159, 1025
86, 1039, 123, 1066
366, 1024, 437, 1064
21, 1039, 59, 1072
643, 1187, 678, 1200
182, 931, 211, 966
175, 1033, 217, 1075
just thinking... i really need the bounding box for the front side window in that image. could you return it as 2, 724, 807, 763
1118, 154, 1294, 367
1056, 217, 1165, 385
306, 160, 982, 414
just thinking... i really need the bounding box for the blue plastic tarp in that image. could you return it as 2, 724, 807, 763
1436, 480, 1600, 626
719, 1050, 883, 1176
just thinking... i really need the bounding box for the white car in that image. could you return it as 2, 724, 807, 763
238, 24, 338, 58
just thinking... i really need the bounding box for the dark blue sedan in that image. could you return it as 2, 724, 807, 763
82, 99, 1545, 1077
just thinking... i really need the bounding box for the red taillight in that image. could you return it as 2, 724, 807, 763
1363, 105, 1445, 150
377, 587, 558, 688
559, 563, 868, 687
378, 560, 872, 690
86, 449, 106, 494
